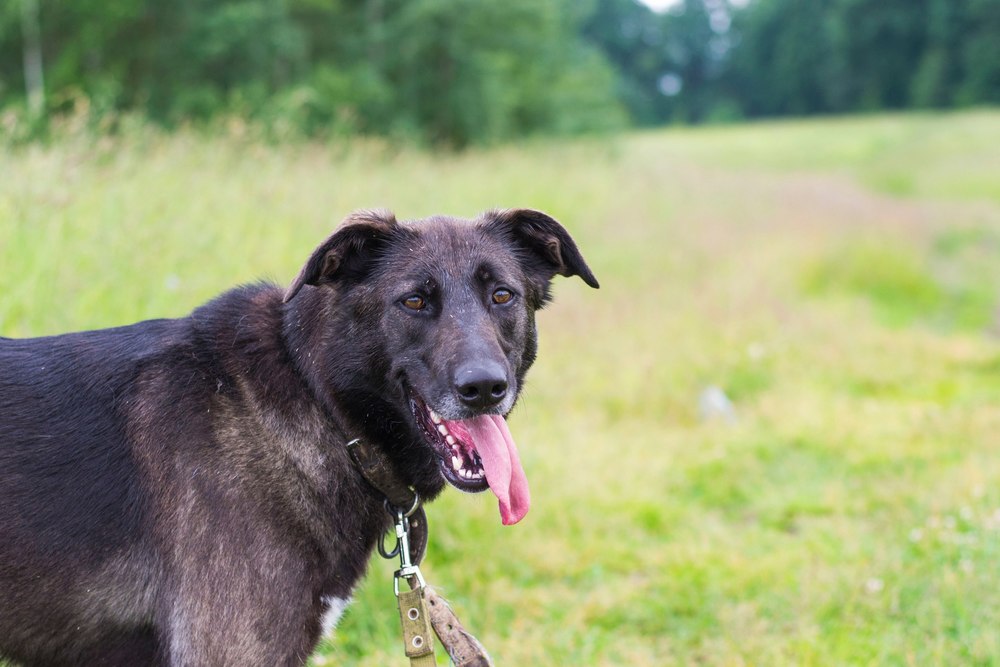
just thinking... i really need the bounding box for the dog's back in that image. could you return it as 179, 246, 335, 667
0, 321, 184, 664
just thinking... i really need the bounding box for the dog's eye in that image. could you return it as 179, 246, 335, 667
402, 295, 426, 311
492, 288, 514, 305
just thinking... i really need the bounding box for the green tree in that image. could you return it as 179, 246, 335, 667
829, 0, 930, 110
910, 0, 963, 107
0, 0, 623, 145
370, 0, 622, 146
956, 0, 1000, 105
582, 0, 669, 125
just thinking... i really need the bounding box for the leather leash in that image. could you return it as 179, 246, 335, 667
347, 439, 493, 667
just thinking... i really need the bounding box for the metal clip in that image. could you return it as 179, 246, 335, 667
391, 509, 426, 595
379, 503, 427, 596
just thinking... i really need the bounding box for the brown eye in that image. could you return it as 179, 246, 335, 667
492, 288, 513, 305
403, 295, 426, 310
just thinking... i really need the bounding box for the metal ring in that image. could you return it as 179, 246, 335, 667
403, 492, 421, 518
383, 492, 421, 519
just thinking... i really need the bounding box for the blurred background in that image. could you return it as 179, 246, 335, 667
2, 1, 1000, 665
2, 0, 999, 144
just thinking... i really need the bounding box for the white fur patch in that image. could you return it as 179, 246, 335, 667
320, 595, 351, 636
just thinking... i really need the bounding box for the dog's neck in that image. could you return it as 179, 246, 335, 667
279, 284, 445, 503
280, 284, 403, 464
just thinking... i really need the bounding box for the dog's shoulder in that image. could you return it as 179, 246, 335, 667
183, 281, 304, 393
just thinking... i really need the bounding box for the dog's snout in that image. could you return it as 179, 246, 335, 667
454, 361, 508, 410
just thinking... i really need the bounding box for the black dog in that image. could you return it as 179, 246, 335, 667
0, 209, 598, 666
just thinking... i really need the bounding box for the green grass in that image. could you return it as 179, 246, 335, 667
3, 110, 1000, 665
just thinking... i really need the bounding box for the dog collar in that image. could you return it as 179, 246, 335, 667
346, 437, 421, 511
347, 437, 429, 565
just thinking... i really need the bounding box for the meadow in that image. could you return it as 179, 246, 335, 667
2, 110, 1000, 665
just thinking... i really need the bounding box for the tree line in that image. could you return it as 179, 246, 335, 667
1, 0, 998, 146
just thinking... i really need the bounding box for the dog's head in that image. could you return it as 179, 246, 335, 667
284, 209, 598, 524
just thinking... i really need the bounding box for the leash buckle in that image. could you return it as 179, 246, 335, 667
394, 565, 426, 596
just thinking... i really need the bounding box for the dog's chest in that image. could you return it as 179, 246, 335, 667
319, 595, 351, 636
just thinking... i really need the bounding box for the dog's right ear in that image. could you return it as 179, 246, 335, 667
283, 210, 398, 303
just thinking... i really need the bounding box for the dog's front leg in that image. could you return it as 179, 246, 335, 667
164, 564, 322, 667
160, 515, 324, 667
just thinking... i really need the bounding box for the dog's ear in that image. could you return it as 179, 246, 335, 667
284, 210, 398, 303
483, 208, 600, 291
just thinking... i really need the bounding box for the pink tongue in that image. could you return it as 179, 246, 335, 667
445, 415, 530, 525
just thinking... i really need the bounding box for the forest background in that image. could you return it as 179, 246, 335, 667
3, 0, 999, 146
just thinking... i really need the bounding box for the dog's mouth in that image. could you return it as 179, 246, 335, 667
408, 391, 530, 525
411, 395, 489, 491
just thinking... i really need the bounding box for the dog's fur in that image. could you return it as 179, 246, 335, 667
0, 209, 597, 666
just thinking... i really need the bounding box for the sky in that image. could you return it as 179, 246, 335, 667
641, 0, 752, 11
640, 0, 681, 9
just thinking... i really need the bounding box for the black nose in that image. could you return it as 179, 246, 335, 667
454, 361, 509, 410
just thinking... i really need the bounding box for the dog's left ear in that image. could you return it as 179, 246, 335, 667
482, 208, 600, 290
284, 210, 398, 303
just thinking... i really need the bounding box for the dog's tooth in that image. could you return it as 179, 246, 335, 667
446, 434, 456, 445
437, 424, 448, 436
452, 455, 462, 470
430, 411, 441, 424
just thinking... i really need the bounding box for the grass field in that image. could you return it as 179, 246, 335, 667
2, 110, 1000, 665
